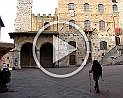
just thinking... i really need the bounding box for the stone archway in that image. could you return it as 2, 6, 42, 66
21, 43, 36, 67
40, 43, 54, 68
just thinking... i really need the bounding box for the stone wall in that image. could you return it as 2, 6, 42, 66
1, 51, 13, 69
32, 14, 58, 31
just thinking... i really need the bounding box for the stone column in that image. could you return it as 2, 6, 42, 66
18, 51, 21, 69
13, 50, 21, 69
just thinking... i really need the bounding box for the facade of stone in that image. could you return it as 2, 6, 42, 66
10, 0, 123, 68
117, 0, 123, 44
57, 0, 117, 61
1, 51, 14, 69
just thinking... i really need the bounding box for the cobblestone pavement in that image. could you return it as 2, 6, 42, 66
0, 64, 123, 98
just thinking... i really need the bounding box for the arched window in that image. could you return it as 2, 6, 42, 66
98, 4, 104, 13
100, 41, 107, 50
99, 20, 105, 30
84, 3, 89, 11
84, 20, 90, 30
69, 20, 75, 29
113, 4, 118, 12
68, 3, 74, 10
44, 22, 50, 30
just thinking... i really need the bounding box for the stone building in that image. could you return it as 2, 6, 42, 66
9, 0, 122, 69
1, 51, 14, 69
100, 0, 123, 65
0, 17, 14, 69
117, 0, 123, 44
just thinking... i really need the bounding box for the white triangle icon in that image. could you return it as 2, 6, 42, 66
53, 35, 77, 63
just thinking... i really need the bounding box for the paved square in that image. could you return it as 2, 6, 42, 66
0, 65, 123, 98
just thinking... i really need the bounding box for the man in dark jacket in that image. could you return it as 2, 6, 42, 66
89, 60, 102, 93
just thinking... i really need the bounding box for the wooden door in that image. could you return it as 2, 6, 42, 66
69, 55, 76, 65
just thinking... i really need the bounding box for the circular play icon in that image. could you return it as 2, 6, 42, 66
33, 20, 90, 78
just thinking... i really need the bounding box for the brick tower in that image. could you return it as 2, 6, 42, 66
14, 0, 32, 32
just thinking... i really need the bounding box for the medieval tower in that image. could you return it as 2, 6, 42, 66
14, 0, 32, 32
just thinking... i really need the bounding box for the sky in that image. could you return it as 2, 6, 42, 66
0, 0, 58, 43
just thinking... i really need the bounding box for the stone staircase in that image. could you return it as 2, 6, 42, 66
114, 55, 123, 65
100, 45, 123, 65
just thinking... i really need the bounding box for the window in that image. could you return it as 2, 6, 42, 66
112, 0, 117, 3
98, 4, 104, 13
44, 22, 50, 30
68, 3, 74, 10
84, 3, 89, 11
84, 20, 91, 30
113, 4, 118, 12
69, 20, 75, 29
115, 36, 120, 45
99, 20, 105, 30
121, 49, 123, 55
100, 41, 107, 50
68, 41, 76, 48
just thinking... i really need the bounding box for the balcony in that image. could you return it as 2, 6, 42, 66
83, 27, 94, 34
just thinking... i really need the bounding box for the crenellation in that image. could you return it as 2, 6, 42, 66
31, 13, 57, 31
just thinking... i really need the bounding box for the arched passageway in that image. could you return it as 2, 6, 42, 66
21, 43, 36, 67
40, 43, 54, 67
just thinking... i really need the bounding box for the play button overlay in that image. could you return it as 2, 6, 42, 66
53, 35, 77, 63
33, 20, 90, 78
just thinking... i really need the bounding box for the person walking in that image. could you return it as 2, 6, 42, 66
89, 60, 102, 93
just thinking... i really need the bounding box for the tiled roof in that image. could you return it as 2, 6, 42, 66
0, 42, 14, 57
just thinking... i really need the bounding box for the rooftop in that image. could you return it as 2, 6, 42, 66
0, 42, 14, 57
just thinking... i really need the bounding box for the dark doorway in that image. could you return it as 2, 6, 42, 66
69, 55, 76, 65
68, 41, 76, 65
21, 43, 36, 67
40, 43, 54, 67
115, 36, 120, 45
87, 53, 92, 64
